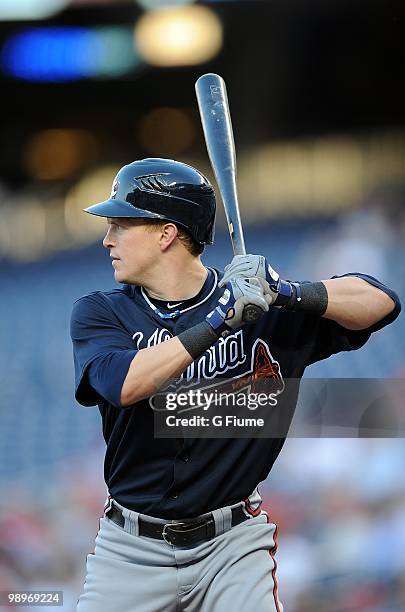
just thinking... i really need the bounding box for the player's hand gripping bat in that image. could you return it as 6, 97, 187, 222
195, 73, 264, 323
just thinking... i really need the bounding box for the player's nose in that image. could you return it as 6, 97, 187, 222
103, 228, 114, 249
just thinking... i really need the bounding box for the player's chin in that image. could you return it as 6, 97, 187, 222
113, 268, 126, 283
113, 268, 137, 285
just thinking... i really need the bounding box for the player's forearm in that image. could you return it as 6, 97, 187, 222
321, 277, 395, 330
121, 337, 194, 407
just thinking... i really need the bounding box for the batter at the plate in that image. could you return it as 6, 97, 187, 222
71, 157, 400, 612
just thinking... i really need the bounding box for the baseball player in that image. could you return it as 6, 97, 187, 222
70, 158, 400, 612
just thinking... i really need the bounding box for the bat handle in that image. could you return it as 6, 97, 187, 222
242, 303, 265, 323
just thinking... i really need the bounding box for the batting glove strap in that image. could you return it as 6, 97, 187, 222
273, 279, 294, 307
205, 306, 238, 337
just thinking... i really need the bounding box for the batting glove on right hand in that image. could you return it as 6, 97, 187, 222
206, 276, 270, 337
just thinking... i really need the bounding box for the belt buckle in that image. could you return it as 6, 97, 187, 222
162, 521, 188, 545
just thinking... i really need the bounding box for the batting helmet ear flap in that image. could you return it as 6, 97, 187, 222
85, 158, 217, 245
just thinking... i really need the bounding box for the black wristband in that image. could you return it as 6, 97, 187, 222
284, 281, 328, 315
178, 321, 219, 359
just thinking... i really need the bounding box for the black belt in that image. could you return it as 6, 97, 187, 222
106, 504, 249, 547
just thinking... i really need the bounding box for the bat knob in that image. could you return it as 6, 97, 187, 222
242, 304, 265, 323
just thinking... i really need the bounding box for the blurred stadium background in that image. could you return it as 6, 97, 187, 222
0, 0, 404, 610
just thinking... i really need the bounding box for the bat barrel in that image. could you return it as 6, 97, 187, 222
195, 73, 246, 256
196, 72, 265, 320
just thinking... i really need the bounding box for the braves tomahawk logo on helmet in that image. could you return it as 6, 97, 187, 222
110, 177, 119, 199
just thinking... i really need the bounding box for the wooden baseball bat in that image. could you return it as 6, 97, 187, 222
195, 72, 263, 322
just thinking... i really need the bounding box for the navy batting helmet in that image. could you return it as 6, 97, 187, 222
85, 158, 216, 245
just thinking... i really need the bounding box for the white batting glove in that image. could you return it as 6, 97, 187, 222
219, 255, 281, 305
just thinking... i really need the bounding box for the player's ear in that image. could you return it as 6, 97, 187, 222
159, 223, 178, 251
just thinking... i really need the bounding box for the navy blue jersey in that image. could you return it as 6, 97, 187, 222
70, 268, 400, 518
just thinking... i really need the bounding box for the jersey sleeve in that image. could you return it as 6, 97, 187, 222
70, 294, 137, 408
307, 272, 401, 365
